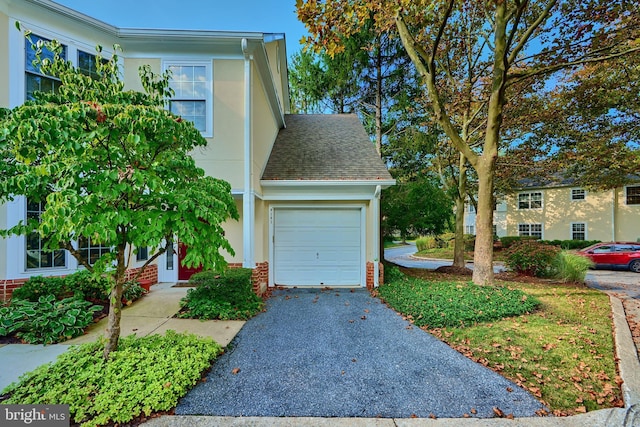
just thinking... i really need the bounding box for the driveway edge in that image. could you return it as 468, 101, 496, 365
610, 295, 640, 406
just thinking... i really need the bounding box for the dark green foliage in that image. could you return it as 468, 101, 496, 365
378, 267, 540, 328
179, 269, 264, 320
122, 281, 147, 304
499, 235, 538, 249
540, 239, 600, 250
1, 331, 223, 426
504, 240, 561, 277
0, 295, 101, 344
64, 270, 110, 301
500, 236, 600, 251
11, 276, 67, 301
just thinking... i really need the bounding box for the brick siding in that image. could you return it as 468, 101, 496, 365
366, 261, 384, 289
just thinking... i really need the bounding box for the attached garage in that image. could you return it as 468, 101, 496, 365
272, 208, 363, 286
261, 114, 395, 289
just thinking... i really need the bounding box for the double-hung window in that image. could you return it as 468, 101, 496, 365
25, 34, 67, 100
571, 223, 586, 240
165, 62, 213, 137
79, 237, 111, 266
26, 200, 66, 269
518, 192, 542, 209
571, 188, 586, 201
518, 223, 542, 239
626, 186, 640, 205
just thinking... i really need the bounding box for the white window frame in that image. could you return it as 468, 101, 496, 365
626, 185, 640, 205
163, 60, 213, 138
571, 222, 586, 240
518, 223, 543, 239
465, 225, 475, 235
571, 188, 586, 201
518, 192, 543, 210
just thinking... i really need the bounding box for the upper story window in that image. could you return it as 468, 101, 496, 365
78, 50, 104, 79
571, 188, 586, 201
25, 34, 67, 100
165, 62, 213, 137
626, 186, 640, 205
26, 199, 66, 269
518, 192, 542, 209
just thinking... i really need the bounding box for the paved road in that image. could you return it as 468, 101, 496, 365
384, 243, 506, 273
177, 288, 546, 419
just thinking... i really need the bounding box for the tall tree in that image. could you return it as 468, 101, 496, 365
0, 35, 238, 359
298, 0, 640, 284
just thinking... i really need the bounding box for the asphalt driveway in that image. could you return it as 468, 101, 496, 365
176, 288, 546, 419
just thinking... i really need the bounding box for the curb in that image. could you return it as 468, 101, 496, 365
610, 295, 640, 407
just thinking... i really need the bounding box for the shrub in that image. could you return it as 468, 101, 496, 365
539, 239, 601, 250
64, 270, 110, 302
504, 240, 561, 277
500, 235, 538, 249
11, 276, 68, 301
384, 265, 407, 283
437, 232, 456, 248
416, 236, 437, 251
553, 251, 594, 283
378, 277, 540, 328
122, 281, 147, 305
179, 268, 264, 320
0, 295, 102, 344
1, 331, 223, 426
463, 233, 476, 251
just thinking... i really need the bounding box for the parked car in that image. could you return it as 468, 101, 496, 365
578, 242, 640, 273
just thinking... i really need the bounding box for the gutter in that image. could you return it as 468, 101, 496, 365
242, 38, 255, 268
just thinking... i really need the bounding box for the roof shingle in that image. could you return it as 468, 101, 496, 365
261, 114, 393, 182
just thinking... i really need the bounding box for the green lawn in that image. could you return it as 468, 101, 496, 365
376, 267, 622, 416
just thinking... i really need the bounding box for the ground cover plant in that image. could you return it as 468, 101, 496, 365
379, 266, 622, 415
178, 269, 264, 320
1, 331, 223, 426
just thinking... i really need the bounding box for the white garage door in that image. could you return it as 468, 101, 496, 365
273, 208, 362, 286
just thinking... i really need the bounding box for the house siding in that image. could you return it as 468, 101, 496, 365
501, 186, 635, 242
0, 10, 9, 107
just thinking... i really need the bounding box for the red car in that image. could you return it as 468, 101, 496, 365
578, 242, 640, 273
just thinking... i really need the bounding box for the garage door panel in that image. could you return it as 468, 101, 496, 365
274, 208, 362, 286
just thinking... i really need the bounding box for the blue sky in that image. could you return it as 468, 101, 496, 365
53, 0, 309, 57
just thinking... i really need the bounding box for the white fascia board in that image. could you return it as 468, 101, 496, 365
261, 179, 396, 188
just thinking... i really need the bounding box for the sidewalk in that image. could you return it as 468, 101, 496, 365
0, 282, 244, 391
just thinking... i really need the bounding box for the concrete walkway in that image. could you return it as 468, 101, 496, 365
0, 282, 244, 392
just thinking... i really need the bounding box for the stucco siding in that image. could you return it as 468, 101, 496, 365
617, 187, 640, 242
264, 40, 286, 113
251, 64, 279, 192
0, 203, 7, 279
191, 59, 244, 189
123, 58, 160, 92
223, 199, 243, 264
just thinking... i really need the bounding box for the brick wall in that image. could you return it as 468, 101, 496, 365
228, 262, 269, 296
366, 261, 385, 289
1, 264, 159, 303
124, 264, 158, 283
1, 279, 29, 302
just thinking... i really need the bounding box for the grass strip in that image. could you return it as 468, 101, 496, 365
377, 268, 622, 415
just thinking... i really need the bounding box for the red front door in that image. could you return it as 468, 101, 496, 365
177, 242, 203, 281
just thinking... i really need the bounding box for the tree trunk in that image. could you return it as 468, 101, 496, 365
472, 154, 497, 285
452, 153, 467, 268
103, 246, 126, 359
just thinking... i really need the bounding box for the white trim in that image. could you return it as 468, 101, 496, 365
268, 204, 367, 288
372, 185, 381, 288
241, 39, 255, 269
570, 188, 586, 202
261, 179, 395, 187
570, 222, 587, 241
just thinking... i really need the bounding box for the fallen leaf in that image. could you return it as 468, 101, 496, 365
575, 406, 587, 413
470, 408, 477, 414
429, 413, 437, 419
506, 387, 513, 392
493, 407, 505, 418
232, 368, 241, 374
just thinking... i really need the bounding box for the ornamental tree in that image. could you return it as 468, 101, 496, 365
298, 0, 640, 284
0, 33, 238, 359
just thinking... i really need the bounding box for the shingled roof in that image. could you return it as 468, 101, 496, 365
261, 114, 393, 182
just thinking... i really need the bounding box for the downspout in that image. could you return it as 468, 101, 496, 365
612, 188, 616, 241
242, 39, 255, 268
373, 185, 382, 287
